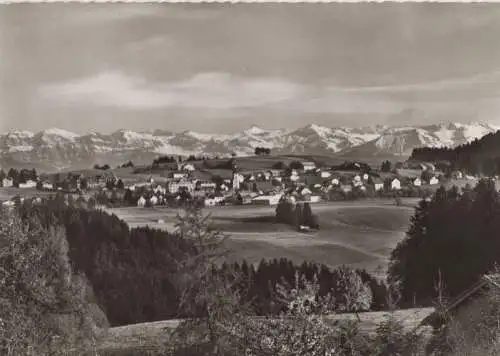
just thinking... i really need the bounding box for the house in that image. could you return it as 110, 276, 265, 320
331, 178, 340, 186
137, 196, 146, 208
2, 178, 13, 187
362, 173, 369, 181
251, 194, 282, 206
19, 180, 37, 189
413, 178, 422, 187
429, 176, 439, 185
2, 200, 15, 207
372, 178, 384, 192
149, 195, 159, 206
391, 178, 401, 190
321, 171, 332, 178
301, 161, 316, 171
170, 171, 188, 180
42, 182, 54, 190
421, 273, 500, 346
167, 179, 195, 194
181, 163, 196, 172
197, 181, 217, 191
309, 195, 321, 203
204, 196, 225, 207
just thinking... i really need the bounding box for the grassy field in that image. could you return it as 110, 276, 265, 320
94, 307, 434, 355
107, 198, 418, 278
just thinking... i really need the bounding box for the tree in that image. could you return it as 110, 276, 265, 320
272, 161, 286, 170
79, 177, 88, 191
0, 169, 6, 185
0, 208, 98, 355
168, 203, 249, 355
289, 161, 304, 170
388, 181, 500, 307
381, 160, 392, 173
332, 266, 373, 313
116, 179, 125, 190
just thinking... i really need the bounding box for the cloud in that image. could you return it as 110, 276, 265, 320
39, 71, 304, 110
38, 70, 500, 117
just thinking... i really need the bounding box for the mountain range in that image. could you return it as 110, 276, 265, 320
0, 122, 498, 172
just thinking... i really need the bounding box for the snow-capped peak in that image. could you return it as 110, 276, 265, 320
244, 125, 267, 135
41, 128, 79, 139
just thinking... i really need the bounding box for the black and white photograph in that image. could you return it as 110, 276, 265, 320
1, 3, 500, 355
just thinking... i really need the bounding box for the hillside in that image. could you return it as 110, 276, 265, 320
0, 122, 497, 172
409, 129, 500, 175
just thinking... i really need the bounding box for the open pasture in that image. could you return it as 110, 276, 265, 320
108, 199, 418, 278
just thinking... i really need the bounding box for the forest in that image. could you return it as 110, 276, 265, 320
409, 130, 500, 176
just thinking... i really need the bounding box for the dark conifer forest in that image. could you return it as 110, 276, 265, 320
14, 197, 386, 326
409, 130, 500, 175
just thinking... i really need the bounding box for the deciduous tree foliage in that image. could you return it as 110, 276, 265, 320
0, 208, 99, 355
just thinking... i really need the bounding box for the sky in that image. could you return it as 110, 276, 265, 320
1, 3, 500, 134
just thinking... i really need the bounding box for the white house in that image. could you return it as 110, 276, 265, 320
172, 172, 188, 179
150, 195, 159, 206
413, 178, 422, 187
204, 196, 225, 207
373, 178, 384, 191
19, 180, 37, 189
181, 163, 196, 172
154, 185, 166, 194
137, 196, 146, 207
429, 176, 440, 185
290, 173, 300, 182
42, 182, 54, 190
331, 178, 340, 186
301, 161, 316, 171
251, 194, 282, 206
300, 187, 313, 196
391, 178, 401, 190
2, 178, 13, 187
309, 195, 321, 203
321, 171, 332, 178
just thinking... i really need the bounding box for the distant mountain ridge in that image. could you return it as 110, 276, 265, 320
0, 122, 498, 172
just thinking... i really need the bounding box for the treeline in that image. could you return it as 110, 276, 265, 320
0, 168, 38, 186
388, 179, 500, 307
254, 147, 271, 155
276, 199, 320, 230
226, 259, 388, 315
13, 197, 385, 327
410, 130, 500, 175
332, 161, 372, 172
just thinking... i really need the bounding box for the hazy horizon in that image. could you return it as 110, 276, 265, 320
2, 4, 500, 134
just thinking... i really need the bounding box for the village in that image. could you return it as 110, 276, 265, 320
0, 155, 490, 209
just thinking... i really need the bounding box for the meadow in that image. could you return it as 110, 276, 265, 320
107, 198, 418, 278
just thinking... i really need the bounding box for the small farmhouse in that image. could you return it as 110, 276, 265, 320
372, 178, 384, 192
2, 178, 13, 187
19, 180, 37, 189
429, 176, 439, 185
413, 178, 422, 187
391, 178, 401, 190
301, 161, 316, 171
